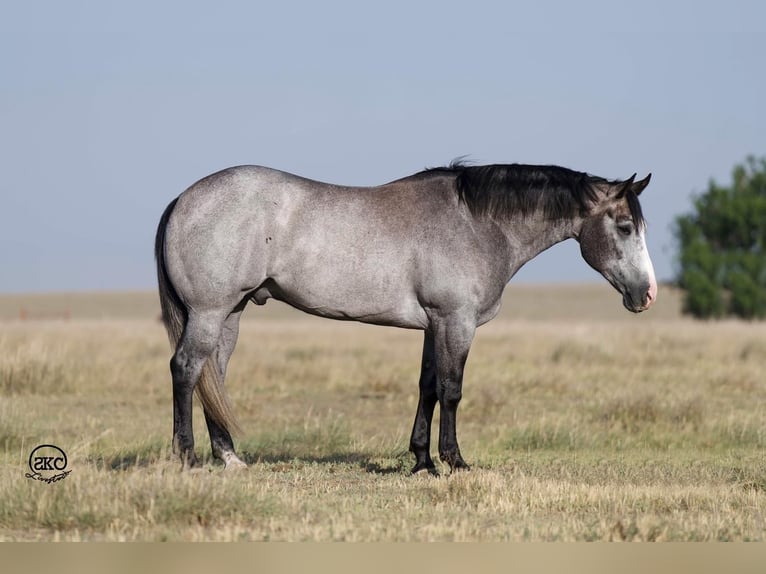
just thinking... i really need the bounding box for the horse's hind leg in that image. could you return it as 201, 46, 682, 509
171, 309, 227, 468
204, 307, 247, 470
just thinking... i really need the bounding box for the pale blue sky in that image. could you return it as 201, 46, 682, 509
1, 1, 764, 292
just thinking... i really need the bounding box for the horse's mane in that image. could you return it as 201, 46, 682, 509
416, 160, 645, 227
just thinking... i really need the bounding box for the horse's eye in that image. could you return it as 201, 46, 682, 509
617, 222, 633, 236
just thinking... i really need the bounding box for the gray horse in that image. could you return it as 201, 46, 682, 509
155, 162, 656, 474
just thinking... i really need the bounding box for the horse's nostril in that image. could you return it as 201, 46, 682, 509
645, 288, 655, 307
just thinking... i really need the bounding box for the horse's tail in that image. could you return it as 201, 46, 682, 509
154, 198, 241, 436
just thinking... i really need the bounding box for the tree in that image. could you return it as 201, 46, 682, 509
674, 156, 766, 319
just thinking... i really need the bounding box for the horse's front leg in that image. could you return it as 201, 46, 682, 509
432, 314, 475, 472
409, 330, 438, 475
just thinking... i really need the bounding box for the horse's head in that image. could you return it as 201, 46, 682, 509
578, 174, 657, 313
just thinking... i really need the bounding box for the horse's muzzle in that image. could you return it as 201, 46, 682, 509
622, 282, 656, 313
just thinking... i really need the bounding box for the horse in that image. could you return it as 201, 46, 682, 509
155, 161, 656, 474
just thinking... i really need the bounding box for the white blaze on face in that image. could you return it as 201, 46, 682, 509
635, 228, 657, 308
579, 208, 658, 312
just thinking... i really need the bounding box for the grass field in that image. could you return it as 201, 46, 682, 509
1, 284, 765, 541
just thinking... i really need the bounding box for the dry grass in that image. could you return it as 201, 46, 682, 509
1, 285, 765, 541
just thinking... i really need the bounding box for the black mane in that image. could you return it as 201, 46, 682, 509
419, 161, 645, 227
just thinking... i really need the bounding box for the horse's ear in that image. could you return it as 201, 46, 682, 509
614, 173, 636, 199
632, 173, 651, 196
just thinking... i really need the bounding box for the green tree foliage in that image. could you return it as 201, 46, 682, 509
675, 156, 766, 319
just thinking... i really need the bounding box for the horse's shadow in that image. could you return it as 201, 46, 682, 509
91, 446, 409, 475
240, 451, 408, 475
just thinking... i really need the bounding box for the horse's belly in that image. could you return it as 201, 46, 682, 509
268, 271, 428, 329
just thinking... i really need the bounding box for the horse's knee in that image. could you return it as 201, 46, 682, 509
439, 382, 462, 409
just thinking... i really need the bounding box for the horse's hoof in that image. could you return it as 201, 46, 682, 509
221, 450, 248, 471
223, 454, 248, 471
440, 453, 471, 473
179, 454, 201, 471
450, 461, 471, 473
411, 462, 439, 477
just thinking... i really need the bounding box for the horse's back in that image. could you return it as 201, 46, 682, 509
161, 165, 501, 326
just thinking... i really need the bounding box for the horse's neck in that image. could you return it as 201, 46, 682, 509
498, 212, 582, 278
